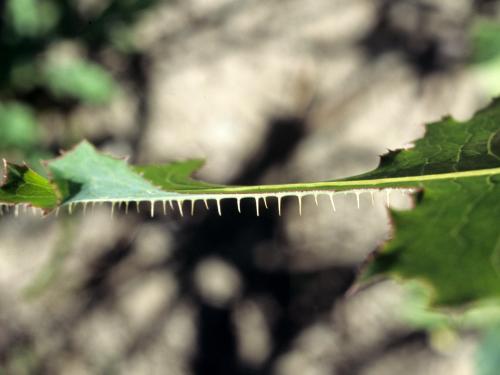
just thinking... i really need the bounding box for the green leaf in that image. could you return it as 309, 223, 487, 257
471, 20, 500, 65
473, 57, 500, 96
367, 175, 500, 305
358, 101, 500, 305
0, 102, 39, 150
43, 60, 117, 104
476, 325, 500, 375
0, 161, 58, 209
470, 20, 500, 95
47, 141, 187, 206
1, 99, 500, 308
5, 0, 59, 37
133, 161, 225, 192
6, 0, 39, 36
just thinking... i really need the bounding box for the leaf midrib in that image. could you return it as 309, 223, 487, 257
183, 167, 500, 194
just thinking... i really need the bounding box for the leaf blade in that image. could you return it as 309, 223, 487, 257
0, 161, 59, 209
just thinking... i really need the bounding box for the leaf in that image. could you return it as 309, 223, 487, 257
43, 60, 117, 104
5, 0, 59, 37
470, 20, 500, 95
476, 324, 500, 375
133, 161, 226, 192
6, 0, 39, 36
471, 20, 500, 65
47, 141, 186, 206
0, 102, 39, 150
1, 99, 500, 308
0, 161, 58, 209
358, 101, 500, 305
366, 175, 500, 305
473, 57, 500, 96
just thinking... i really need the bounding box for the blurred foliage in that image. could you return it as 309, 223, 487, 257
0, 0, 161, 160
0, 101, 50, 172
43, 60, 117, 104
471, 19, 500, 95
471, 20, 500, 64
0, 102, 39, 150
3, 345, 39, 375
476, 325, 500, 375
401, 281, 500, 333
6, 0, 60, 37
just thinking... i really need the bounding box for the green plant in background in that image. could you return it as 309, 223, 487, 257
476, 324, 500, 375
0, 102, 39, 150
471, 20, 500, 95
0, 0, 160, 162
0, 101, 48, 172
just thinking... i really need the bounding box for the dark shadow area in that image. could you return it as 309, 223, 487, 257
360, 0, 469, 77
165, 113, 355, 375
474, 0, 500, 13
79, 236, 136, 312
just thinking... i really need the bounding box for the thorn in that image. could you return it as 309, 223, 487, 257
204, 199, 209, 210
136, 201, 140, 213
68, 203, 73, 215
150, 200, 155, 218
191, 200, 196, 216
386, 189, 391, 207
163, 200, 167, 215
314, 193, 319, 206
255, 197, 260, 216
236, 197, 241, 213
297, 195, 302, 216
277, 195, 282, 216
111, 202, 115, 217
216, 198, 222, 216
329, 193, 336, 212
355, 191, 361, 209
177, 200, 184, 217
14, 205, 19, 217
125, 201, 129, 214
83, 202, 88, 215
370, 191, 375, 206
169, 200, 174, 210
263, 196, 268, 209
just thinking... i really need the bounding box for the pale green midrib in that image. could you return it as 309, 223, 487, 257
179, 167, 500, 194
9, 166, 500, 208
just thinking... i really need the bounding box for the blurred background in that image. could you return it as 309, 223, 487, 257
1, 0, 500, 374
